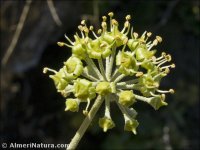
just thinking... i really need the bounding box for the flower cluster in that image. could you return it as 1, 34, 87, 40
43, 12, 175, 134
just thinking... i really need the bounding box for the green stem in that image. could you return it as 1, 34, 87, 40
114, 74, 126, 83
98, 58, 107, 81
105, 56, 110, 81
85, 55, 103, 80
67, 95, 104, 150
107, 45, 116, 80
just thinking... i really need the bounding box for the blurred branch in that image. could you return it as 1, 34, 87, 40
47, 0, 62, 26
155, 0, 180, 31
1, 0, 32, 66
81, 0, 99, 28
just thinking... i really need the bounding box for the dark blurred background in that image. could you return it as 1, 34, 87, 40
1, 0, 199, 149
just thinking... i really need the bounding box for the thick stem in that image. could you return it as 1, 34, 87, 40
67, 95, 104, 150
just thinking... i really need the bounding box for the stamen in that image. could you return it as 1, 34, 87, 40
157, 59, 168, 67
131, 27, 134, 39
121, 21, 129, 33
145, 32, 152, 42
141, 31, 147, 38
64, 34, 74, 45
150, 92, 160, 97
83, 98, 90, 115
112, 19, 118, 26
78, 25, 85, 38
92, 31, 98, 39
160, 63, 175, 70
153, 71, 167, 80
101, 22, 107, 32
57, 42, 72, 48
83, 26, 89, 34
156, 89, 175, 94
43, 67, 57, 74
154, 55, 164, 61
108, 12, 114, 31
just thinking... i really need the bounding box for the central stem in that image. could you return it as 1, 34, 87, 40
67, 95, 104, 150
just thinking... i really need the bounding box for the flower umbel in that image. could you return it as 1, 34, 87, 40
43, 12, 175, 149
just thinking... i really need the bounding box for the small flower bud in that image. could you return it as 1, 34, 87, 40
99, 117, 115, 132
149, 96, 168, 110
119, 90, 136, 107
74, 79, 96, 101
124, 119, 139, 134
65, 99, 79, 112
96, 82, 111, 95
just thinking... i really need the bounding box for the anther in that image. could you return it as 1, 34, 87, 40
112, 19, 118, 25
57, 42, 65, 47
101, 22, 107, 29
156, 36, 162, 43
147, 32, 152, 37
124, 21, 130, 28
102, 16, 107, 21
108, 12, 114, 17
153, 39, 158, 46
98, 29, 102, 34
83, 26, 89, 33
89, 26, 94, 30
162, 52, 166, 56
171, 64, 176, 68
81, 20, 86, 25
164, 68, 170, 74
43, 67, 57, 74
169, 89, 175, 94
133, 32, 138, 39
135, 72, 143, 77
126, 15, 131, 20
57, 42, 72, 48
78, 25, 83, 31
165, 54, 172, 62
